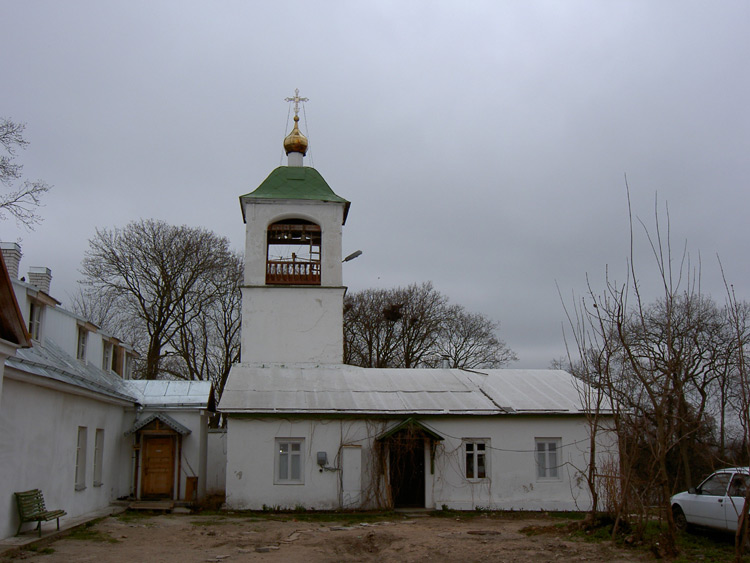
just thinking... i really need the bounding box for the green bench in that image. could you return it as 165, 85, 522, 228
14, 489, 66, 537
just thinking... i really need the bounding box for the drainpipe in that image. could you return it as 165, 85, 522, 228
176, 436, 182, 501
131, 405, 142, 499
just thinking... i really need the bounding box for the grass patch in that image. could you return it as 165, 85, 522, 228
263, 510, 403, 524
114, 510, 160, 527
548, 511, 586, 520
190, 517, 235, 526
174, 508, 406, 525
432, 509, 588, 522
1, 544, 56, 561
24, 545, 55, 554
115, 510, 157, 523
674, 528, 750, 563
538, 514, 750, 562
67, 521, 119, 543
567, 523, 613, 542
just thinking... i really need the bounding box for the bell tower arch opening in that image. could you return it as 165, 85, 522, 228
266, 219, 322, 285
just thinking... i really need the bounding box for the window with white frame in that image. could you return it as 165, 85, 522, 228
28, 301, 43, 341
102, 342, 113, 372
275, 439, 304, 484
464, 440, 488, 479
111, 345, 122, 375
76, 326, 88, 361
93, 429, 105, 486
123, 352, 133, 379
535, 438, 561, 480
75, 426, 88, 490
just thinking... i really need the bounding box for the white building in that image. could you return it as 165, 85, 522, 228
0, 244, 214, 539
221, 100, 617, 511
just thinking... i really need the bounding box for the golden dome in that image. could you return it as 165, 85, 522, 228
283, 115, 308, 156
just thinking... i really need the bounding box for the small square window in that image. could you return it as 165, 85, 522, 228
464, 440, 488, 480
535, 438, 561, 480
275, 439, 304, 484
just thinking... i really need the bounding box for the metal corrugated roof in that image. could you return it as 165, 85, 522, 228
124, 412, 192, 436
6, 340, 138, 403
125, 380, 212, 408
5, 341, 213, 409
218, 365, 604, 415
464, 370, 588, 413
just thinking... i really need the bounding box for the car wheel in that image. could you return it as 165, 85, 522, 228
672, 505, 688, 532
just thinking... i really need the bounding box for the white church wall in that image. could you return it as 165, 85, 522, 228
0, 341, 16, 403
11, 278, 133, 376
240, 286, 345, 364
118, 411, 138, 498
239, 197, 347, 365
173, 409, 207, 500
226, 417, 356, 510
242, 201, 345, 287
206, 429, 227, 495
225, 415, 616, 512
40, 309, 71, 355
427, 416, 614, 511
0, 373, 131, 539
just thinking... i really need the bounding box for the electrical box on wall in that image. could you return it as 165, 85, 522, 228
317, 451, 328, 466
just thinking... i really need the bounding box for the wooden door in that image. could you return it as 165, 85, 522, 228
142, 436, 174, 498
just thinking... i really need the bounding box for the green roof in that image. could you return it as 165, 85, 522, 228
240, 166, 350, 223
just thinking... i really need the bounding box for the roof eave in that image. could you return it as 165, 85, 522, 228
221, 408, 504, 416
0, 252, 32, 347
239, 194, 349, 225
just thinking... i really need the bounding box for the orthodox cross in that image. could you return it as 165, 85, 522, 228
285, 88, 308, 117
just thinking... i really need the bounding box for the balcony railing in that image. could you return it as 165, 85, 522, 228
266, 260, 321, 285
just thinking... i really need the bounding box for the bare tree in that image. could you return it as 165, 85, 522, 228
344, 282, 516, 369
0, 118, 51, 229
343, 287, 401, 367
71, 284, 144, 349
559, 285, 619, 527
165, 251, 243, 403
394, 282, 446, 368
425, 304, 517, 368
718, 267, 750, 562
563, 187, 746, 556
79, 219, 236, 380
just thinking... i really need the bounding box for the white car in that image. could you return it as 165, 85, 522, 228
671, 467, 750, 532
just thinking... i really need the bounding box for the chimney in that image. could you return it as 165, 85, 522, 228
28, 267, 52, 294
0, 242, 22, 280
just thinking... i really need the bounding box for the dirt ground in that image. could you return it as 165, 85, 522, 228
3, 512, 653, 563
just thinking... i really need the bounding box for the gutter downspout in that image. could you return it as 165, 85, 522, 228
176, 436, 182, 501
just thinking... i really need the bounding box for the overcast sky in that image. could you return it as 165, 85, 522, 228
2, 1, 748, 368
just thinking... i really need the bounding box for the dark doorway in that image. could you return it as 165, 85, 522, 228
388, 434, 425, 508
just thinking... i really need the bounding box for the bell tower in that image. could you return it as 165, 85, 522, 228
239, 90, 350, 365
